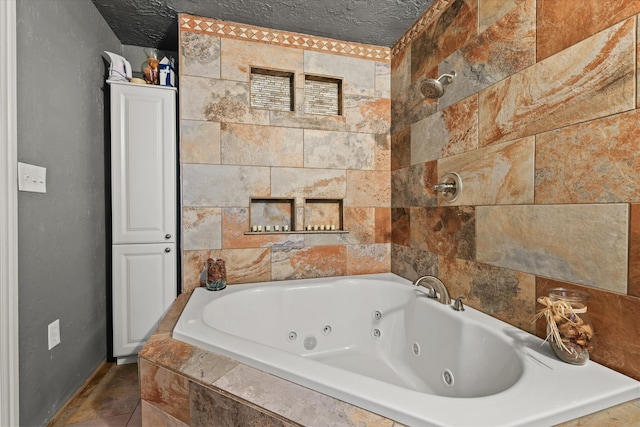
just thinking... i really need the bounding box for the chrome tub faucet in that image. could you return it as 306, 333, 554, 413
413, 275, 451, 305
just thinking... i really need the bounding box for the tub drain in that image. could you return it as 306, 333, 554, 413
442, 369, 455, 387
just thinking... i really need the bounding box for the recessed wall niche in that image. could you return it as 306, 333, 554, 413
304, 198, 344, 230
249, 198, 295, 231
304, 75, 342, 116
250, 68, 295, 111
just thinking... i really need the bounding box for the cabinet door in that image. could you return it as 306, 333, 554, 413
112, 243, 176, 357
111, 84, 176, 244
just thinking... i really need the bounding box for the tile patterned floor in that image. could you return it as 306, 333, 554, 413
49, 363, 141, 427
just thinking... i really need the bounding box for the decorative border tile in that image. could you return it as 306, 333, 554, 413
180, 14, 391, 62
391, 0, 455, 56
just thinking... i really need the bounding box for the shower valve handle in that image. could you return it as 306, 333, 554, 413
433, 183, 456, 194
433, 172, 463, 203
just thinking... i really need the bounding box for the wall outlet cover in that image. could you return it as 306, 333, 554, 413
48, 319, 60, 350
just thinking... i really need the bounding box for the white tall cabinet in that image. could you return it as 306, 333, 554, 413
108, 80, 177, 363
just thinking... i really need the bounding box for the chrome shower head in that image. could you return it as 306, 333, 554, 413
420, 71, 456, 98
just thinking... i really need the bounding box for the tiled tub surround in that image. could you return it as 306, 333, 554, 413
172, 274, 639, 427
179, 14, 392, 291
140, 292, 640, 427
391, 0, 640, 383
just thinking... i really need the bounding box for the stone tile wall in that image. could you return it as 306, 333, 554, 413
391, 0, 640, 380
179, 15, 391, 290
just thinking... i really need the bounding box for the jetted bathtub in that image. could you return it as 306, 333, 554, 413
173, 273, 639, 426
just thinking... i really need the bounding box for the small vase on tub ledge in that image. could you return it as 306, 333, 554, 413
199, 258, 227, 291
535, 288, 594, 365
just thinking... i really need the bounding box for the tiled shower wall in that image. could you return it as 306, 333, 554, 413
178, 15, 392, 291
391, 0, 640, 380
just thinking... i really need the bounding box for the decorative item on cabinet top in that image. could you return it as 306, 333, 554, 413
245, 197, 348, 234
103, 50, 176, 87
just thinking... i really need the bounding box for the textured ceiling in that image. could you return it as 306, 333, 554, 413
92, 0, 435, 51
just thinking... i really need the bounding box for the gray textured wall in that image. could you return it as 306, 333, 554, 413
16, 0, 120, 424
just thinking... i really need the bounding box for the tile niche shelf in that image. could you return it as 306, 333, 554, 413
245, 198, 347, 234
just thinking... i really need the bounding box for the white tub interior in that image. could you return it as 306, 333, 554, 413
174, 273, 640, 426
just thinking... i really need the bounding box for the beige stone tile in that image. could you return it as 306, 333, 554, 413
303, 232, 356, 246
221, 38, 304, 85
179, 346, 239, 386
269, 88, 350, 132
410, 0, 478, 83
535, 109, 640, 204
153, 294, 190, 336
141, 400, 188, 427
67, 364, 140, 425
391, 46, 436, 134
478, 0, 521, 33
537, 0, 640, 61
392, 127, 412, 172
375, 61, 391, 99
180, 31, 220, 79
139, 339, 196, 373
375, 207, 392, 243
478, 18, 636, 147
411, 95, 478, 164
213, 364, 393, 426
190, 381, 296, 427
271, 167, 346, 199
347, 243, 391, 275
180, 120, 220, 165
304, 50, 376, 96
346, 170, 390, 207
139, 360, 190, 424
344, 94, 390, 134
391, 162, 438, 208
182, 164, 270, 207
68, 413, 133, 426
181, 248, 272, 290
221, 207, 304, 250
221, 123, 303, 167
390, 244, 439, 282
440, 257, 536, 333
126, 401, 141, 427
182, 207, 221, 250
409, 206, 475, 260
391, 208, 410, 247
476, 204, 629, 293
437, 136, 534, 206
304, 129, 376, 170
375, 133, 391, 171
439, 0, 535, 109
630, 204, 640, 298
271, 245, 347, 280
180, 76, 269, 125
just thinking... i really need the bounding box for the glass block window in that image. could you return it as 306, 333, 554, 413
250, 68, 294, 111
304, 75, 342, 116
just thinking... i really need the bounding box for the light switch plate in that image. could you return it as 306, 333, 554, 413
18, 162, 46, 193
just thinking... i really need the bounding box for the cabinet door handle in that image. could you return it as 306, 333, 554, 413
165, 234, 172, 240
165, 247, 171, 253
